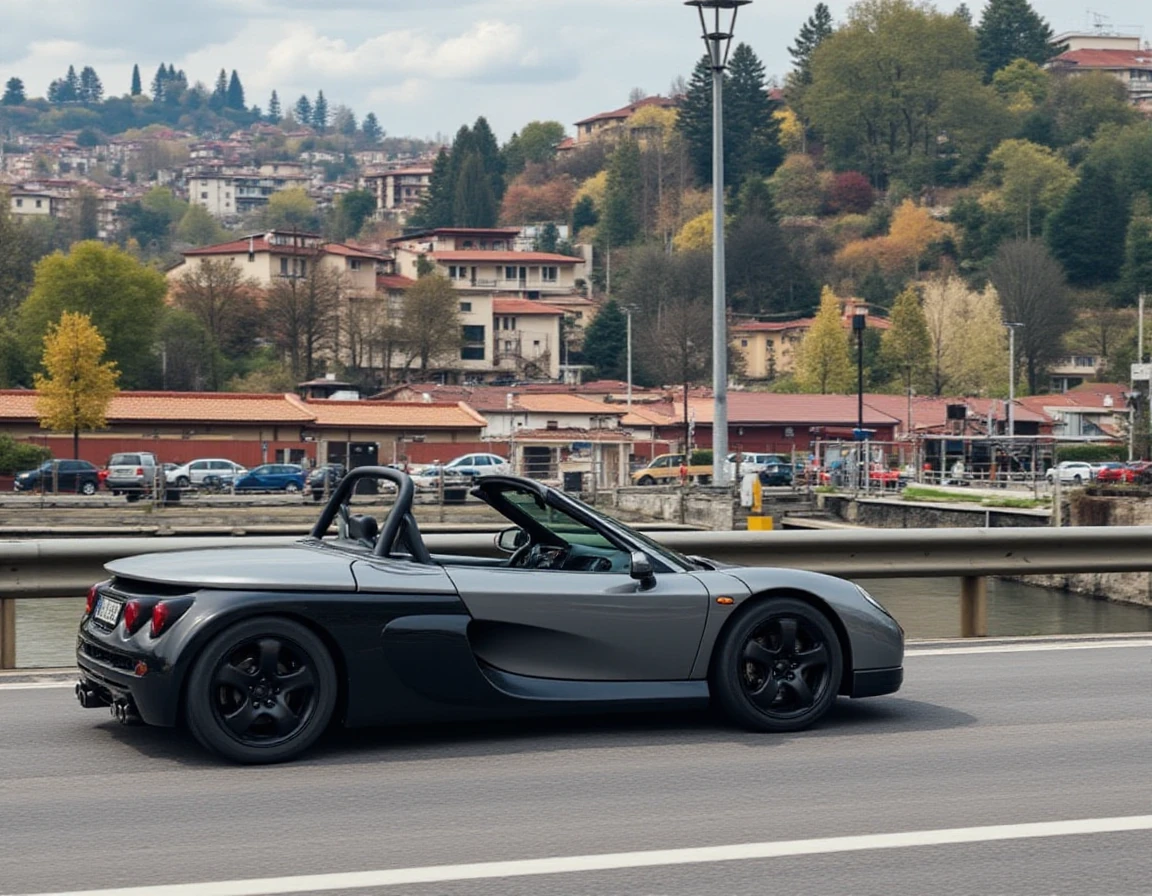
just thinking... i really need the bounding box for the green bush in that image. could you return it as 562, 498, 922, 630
0, 435, 50, 475
691, 449, 713, 466
1055, 444, 1126, 463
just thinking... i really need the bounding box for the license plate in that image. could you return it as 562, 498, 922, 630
93, 595, 123, 627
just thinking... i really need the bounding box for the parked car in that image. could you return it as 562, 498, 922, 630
233, 463, 306, 493
631, 453, 712, 486
166, 459, 248, 489
104, 452, 160, 501
442, 453, 510, 479
308, 463, 346, 501
13, 459, 101, 495
410, 464, 470, 489
75, 466, 904, 763
1045, 461, 1094, 485
758, 463, 796, 487
1096, 461, 1152, 484
725, 452, 789, 478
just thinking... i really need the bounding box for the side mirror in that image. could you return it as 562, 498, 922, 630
495, 526, 528, 554
629, 551, 656, 588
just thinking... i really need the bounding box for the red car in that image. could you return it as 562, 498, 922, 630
1096, 461, 1152, 484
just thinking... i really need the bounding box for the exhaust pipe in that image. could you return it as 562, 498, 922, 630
75, 682, 110, 709
109, 699, 142, 725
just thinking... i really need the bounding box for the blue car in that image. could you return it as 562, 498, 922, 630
232, 463, 305, 493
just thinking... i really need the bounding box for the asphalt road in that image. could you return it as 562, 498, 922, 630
1, 637, 1150, 896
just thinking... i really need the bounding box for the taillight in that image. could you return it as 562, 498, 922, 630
85, 585, 98, 615
150, 599, 193, 637
135, 467, 143, 475
123, 600, 148, 634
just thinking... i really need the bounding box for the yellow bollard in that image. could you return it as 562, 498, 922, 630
747, 515, 774, 531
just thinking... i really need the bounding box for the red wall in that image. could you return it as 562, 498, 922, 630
32, 437, 315, 469
660, 424, 898, 455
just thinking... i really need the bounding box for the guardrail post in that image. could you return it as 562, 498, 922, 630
0, 597, 15, 669
960, 575, 987, 638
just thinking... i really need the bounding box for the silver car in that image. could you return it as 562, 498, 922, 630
166, 459, 248, 489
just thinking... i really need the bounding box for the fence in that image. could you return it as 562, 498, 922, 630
7, 526, 1152, 667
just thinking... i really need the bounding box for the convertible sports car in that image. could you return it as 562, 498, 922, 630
75, 467, 904, 763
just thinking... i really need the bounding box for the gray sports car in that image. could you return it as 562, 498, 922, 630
75, 466, 904, 763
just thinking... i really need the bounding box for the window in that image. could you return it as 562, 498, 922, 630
462, 325, 486, 360
201, 192, 208, 199
542, 266, 558, 282
504, 340, 513, 351
349, 259, 361, 271
740, 339, 748, 347
15, 199, 22, 207
460, 301, 472, 312
449, 265, 468, 279
505, 266, 518, 280
501, 316, 517, 330
533, 340, 540, 347
35, 199, 42, 208
280, 258, 289, 275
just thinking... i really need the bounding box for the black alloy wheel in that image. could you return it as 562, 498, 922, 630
711, 597, 842, 733
186, 617, 337, 763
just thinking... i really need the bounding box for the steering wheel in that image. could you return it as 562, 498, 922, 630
509, 541, 534, 568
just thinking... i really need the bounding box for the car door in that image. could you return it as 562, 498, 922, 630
56, 461, 78, 491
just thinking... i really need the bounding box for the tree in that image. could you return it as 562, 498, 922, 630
0, 189, 40, 316
18, 242, 166, 388
572, 195, 598, 235
499, 176, 576, 226
796, 287, 853, 393
988, 239, 1070, 393
769, 153, 822, 216
582, 300, 628, 379
172, 259, 261, 389
827, 172, 875, 214
175, 204, 227, 247
267, 90, 282, 123
975, 0, 1057, 81
210, 69, 228, 111
1121, 195, 1152, 305
452, 153, 498, 228
130, 64, 142, 97
294, 94, 312, 126
395, 275, 462, 374
677, 56, 719, 187
601, 138, 642, 247
2, 77, 26, 105
330, 189, 377, 240
78, 66, 103, 105
788, 2, 835, 85
1048, 71, 1138, 146
312, 91, 329, 133
983, 139, 1075, 239
921, 275, 1007, 395
991, 58, 1048, 109
408, 147, 452, 229
263, 188, 319, 231
226, 70, 245, 110
502, 120, 566, 175
33, 312, 119, 460
879, 286, 933, 393
362, 112, 382, 142
726, 43, 784, 183
334, 105, 358, 138
264, 263, 343, 379
470, 116, 506, 202
1047, 164, 1129, 287
150, 64, 168, 101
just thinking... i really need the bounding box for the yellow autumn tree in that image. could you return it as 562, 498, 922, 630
921, 276, 1008, 396
774, 108, 805, 155
796, 287, 853, 394
33, 312, 120, 460
835, 199, 951, 279
673, 210, 713, 252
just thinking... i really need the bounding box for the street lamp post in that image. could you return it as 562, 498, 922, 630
1006, 322, 1023, 438
625, 305, 634, 409
686, 0, 748, 487
852, 307, 867, 489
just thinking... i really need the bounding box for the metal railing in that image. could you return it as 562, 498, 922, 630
6, 526, 1152, 667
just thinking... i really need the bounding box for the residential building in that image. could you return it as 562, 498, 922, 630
360, 166, 433, 219
731, 303, 890, 381
1049, 29, 1152, 110
1019, 383, 1130, 439
186, 165, 311, 219
1049, 354, 1104, 392
573, 95, 679, 144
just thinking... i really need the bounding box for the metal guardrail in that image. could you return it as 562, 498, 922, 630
6, 526, 1152, 667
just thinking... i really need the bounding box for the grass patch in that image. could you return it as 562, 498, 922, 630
901, 486, 1049, 509
814, 485, 837, 494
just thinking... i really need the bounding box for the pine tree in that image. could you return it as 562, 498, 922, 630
452, 153, 497, 227
226, 70, 245, 110
1, 77, 25, 105
64, 65, 79, 100
362, 112, 382, 142
267, 90, 281, 122
209, 69, 227, 111
1120, 195, 1152, 304
796, 287, 853, 393
409, 147, 452, 228
312, 91, 329, 133
470, 116, 506, 201
1047, 164, 1130, 286
727, 43, 783, 182
150, 64, 167, 101
582, 300, 628, 379
294, 94, 312, 125
78, 66, 102, 105
976, 0, 1057, 81
601, 138, 642, 247
788, 2, 834, 85
130, 64, 142, 97
676, 56, 718, 186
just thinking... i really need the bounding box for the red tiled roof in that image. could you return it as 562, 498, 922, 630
575, 95, 678, 126
0, 391, 314, 424
377, 274, 416, 290
1053, 49, 1152, 70
182, 236, 318, 258
492, 298, 566, 316
673, 394, 901, 427
305, 400, 487, 429
431, 251, 584, 264
321, 243, 387, 260
511, 427, 634, 443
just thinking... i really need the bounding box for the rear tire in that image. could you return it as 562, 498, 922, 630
710, 598, 842, 733
637, 475, 655, 486
285, 482, 300, 494
185, 616, 337, 764
176, 476, 190, 488
80, 481, 96, 496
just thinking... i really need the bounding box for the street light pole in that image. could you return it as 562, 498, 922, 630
1006, 322, 1023, 438
625, 305, 633, 409
687, 0, 748, 488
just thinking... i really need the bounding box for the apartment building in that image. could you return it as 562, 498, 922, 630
186, 164, 311, 219
360, 166, 433, 220
1049, 30, 1152, 110
573, 95, 679, 144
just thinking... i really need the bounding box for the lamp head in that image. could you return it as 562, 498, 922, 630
686, 0, 751, 70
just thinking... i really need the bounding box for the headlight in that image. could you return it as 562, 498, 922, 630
856, 584, 895, 618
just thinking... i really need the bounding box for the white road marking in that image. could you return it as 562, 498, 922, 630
9, 815, 1152, 896
906, 639, 1152, 657
0, 681, 75, 691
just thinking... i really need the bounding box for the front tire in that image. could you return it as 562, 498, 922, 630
637, 475, 655, 486
710, 598, 842, 733
285, 482, 300, 494
176, 476, 191, 488
185, 617, 337, 764
80, 481, 96, 496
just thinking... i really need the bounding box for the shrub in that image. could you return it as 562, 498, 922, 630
0, 435, 50, 475
828, 171, 875, 215
1055, 444, 1126, 463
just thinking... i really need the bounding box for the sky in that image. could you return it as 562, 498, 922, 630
0, 1, 1149, 142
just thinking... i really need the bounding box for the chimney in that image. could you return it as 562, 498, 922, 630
506, 393, 514, 409
248, 235, 255, 261
421, 392, 431, 403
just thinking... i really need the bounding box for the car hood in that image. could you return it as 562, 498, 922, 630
105, 544, 357, 591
